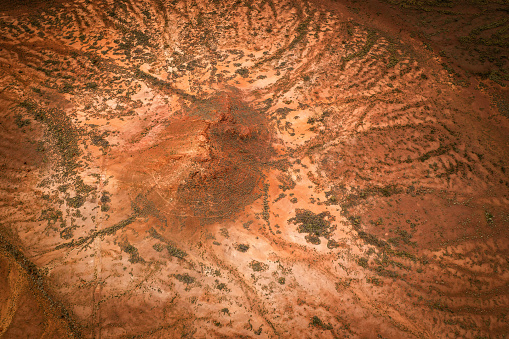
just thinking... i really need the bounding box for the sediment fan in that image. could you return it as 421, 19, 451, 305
0, 0, 508, 337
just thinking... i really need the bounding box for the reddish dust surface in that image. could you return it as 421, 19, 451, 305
0, 0, 508, 338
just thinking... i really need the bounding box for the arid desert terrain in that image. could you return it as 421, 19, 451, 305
0, 0, 508, 337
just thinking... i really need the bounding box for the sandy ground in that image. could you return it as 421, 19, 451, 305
0, 0, 508, 338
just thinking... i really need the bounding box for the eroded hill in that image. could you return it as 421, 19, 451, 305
0, 0, 508, 338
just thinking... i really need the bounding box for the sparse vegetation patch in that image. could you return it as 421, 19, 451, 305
288, 209, 336, 245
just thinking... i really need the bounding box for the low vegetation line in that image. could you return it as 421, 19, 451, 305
55, 215, 137, 250
0, 232, 83, 338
